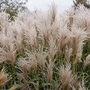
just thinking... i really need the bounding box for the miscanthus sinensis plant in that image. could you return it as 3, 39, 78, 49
0, 4, 90, 90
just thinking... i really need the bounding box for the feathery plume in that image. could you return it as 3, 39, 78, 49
48, 3, 57, 25
47, 59, 54, 82
71, 28, 87, 55
59, 63, 74, 90
25, 50, 37, 71
49, 36, 56, 61
18, 58, 29, 83
65, 48, 72, 63
36, 50, 47, 72
0, 68, 8, 89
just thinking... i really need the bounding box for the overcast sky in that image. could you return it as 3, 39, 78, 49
26, 0, 74, 13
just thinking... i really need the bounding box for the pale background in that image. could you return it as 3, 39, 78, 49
26, 0, 74, 13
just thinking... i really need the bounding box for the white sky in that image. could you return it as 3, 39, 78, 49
26, 0, 74, 13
